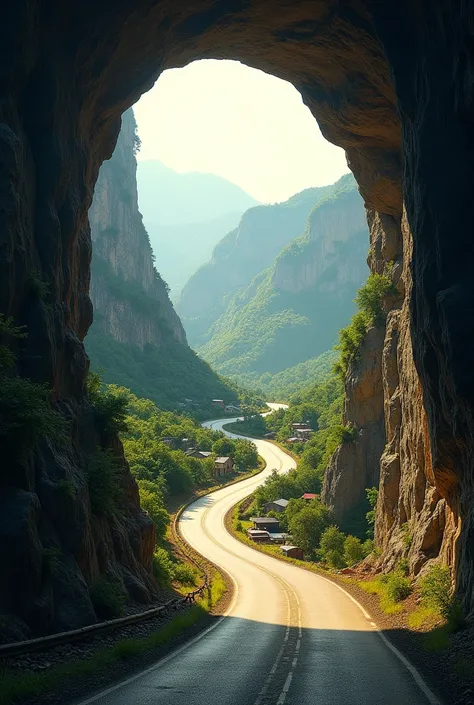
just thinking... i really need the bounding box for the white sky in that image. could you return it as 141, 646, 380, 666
133, 59, 348, 204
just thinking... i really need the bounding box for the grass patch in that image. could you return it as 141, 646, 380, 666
359, 572, 411, 615
408, 606, 438, 629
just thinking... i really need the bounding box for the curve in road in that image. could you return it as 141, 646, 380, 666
79, 405, 441, 705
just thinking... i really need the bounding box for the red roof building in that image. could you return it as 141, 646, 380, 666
301, 493, 318, 501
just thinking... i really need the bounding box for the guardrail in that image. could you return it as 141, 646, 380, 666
0, 499, 210, 659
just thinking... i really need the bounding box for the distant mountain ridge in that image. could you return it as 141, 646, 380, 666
136, 160, 259, 295
177, 185, 335, 344
193, 174, 370, 381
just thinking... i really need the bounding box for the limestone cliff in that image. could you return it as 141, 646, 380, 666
88, 109, 186, 350
198, 175, 368, 380
86, 110, 238, 411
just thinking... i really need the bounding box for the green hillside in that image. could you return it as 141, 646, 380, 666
177, 185, 335, 346
198, 175, 369, 381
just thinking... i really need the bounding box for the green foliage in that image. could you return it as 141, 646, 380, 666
86, 449, 122, 516
334, 273, 394, 381
288, 504, 331, 558
152, 547, 175, 586
138, 483, 169, 541
400, 522, 413, 550
385, 572, 412, 603
365, 487, 378, 537
56, 478, 77, 500
194, 177, 368, 380
419, 565, 464, 629
343, 535, 365, 565
0, 315, 66, 460
319, 525, 346, 567
85, 325, 247, 416
173, 563, 199, 587
355, 273, 394, 324
90, 579, 126, 619
87, 371, 128, 435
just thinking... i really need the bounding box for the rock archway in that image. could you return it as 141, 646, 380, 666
2, 0, 474, 633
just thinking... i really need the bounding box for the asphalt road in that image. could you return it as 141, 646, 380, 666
79, 405, 440, 705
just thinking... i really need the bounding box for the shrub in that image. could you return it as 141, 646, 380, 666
344, 535, 365, 565
288, 504, 331, 558
87, 449, 122, 516
400, 523, 413, 549
355, 273, 394, 325
90, 579, 126, 619
57, 478, 77, 500
319, 525, 346, 567
152, 547, 175, 586
138, 485, 169, 542
386, 572, 412, 602
419, 565, 463, 629
334, 311, 369, 380
88, 373, 128, 435
173, 563, 198, 587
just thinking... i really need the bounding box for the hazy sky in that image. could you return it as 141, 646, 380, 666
134, 59, 348, 204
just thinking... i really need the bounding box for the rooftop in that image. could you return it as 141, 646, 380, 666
251, 517, 280, 524
269, 498, 289, 508
301, 493, 318, 500
215, 456, 231, 463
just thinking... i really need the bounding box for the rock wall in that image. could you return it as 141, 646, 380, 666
89, 109, 186, 350
2, 0, 474, 620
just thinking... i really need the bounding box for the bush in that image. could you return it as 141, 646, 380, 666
319, 525, 346, 567
386, 572, 412, 602
90, 579, 126, 619
173, 563, 198, 587
87, 449, 122, 516
152, 547, 175, 586
344, 535, 365, 565
355, 273, 394, 325
87, 372, 128, 435
420, 565, 455, 621
138, 485, 169, 542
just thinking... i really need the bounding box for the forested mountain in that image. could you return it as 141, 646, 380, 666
136, 160, 258, 296
197, 175, 369, 382
177, 185, 335, 345
86, 110, 240, 413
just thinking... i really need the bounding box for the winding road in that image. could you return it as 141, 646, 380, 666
79, 405, 440, 705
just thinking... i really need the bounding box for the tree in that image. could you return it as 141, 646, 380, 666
288, 504, 330, 558
343, 535, 365, 566
234, 438, 258, 470
319, 525, 346, 567
212, 437, 235, 457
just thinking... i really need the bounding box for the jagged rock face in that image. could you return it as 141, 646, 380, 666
89, 109, 186, 349
273, 188, 368, 295
322, 326, 386, 526
2, 0, 474, 617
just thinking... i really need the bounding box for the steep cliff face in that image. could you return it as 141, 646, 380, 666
86, 110, 239, 411
2, 0, 474, 618
88, 110, 186, 350
177, 186, 333, 346
198, 175, 368, 380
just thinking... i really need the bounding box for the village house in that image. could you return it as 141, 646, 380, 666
247, 517, 288, 544
212, 399, 225, 408
263, 498, 289, 514
186, 449, 213, 460
214, 456, 234, 476
280, 545, 304, 560
301, 493, 319, 501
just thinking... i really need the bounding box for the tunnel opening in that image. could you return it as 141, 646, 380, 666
2, 0, 474, 639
